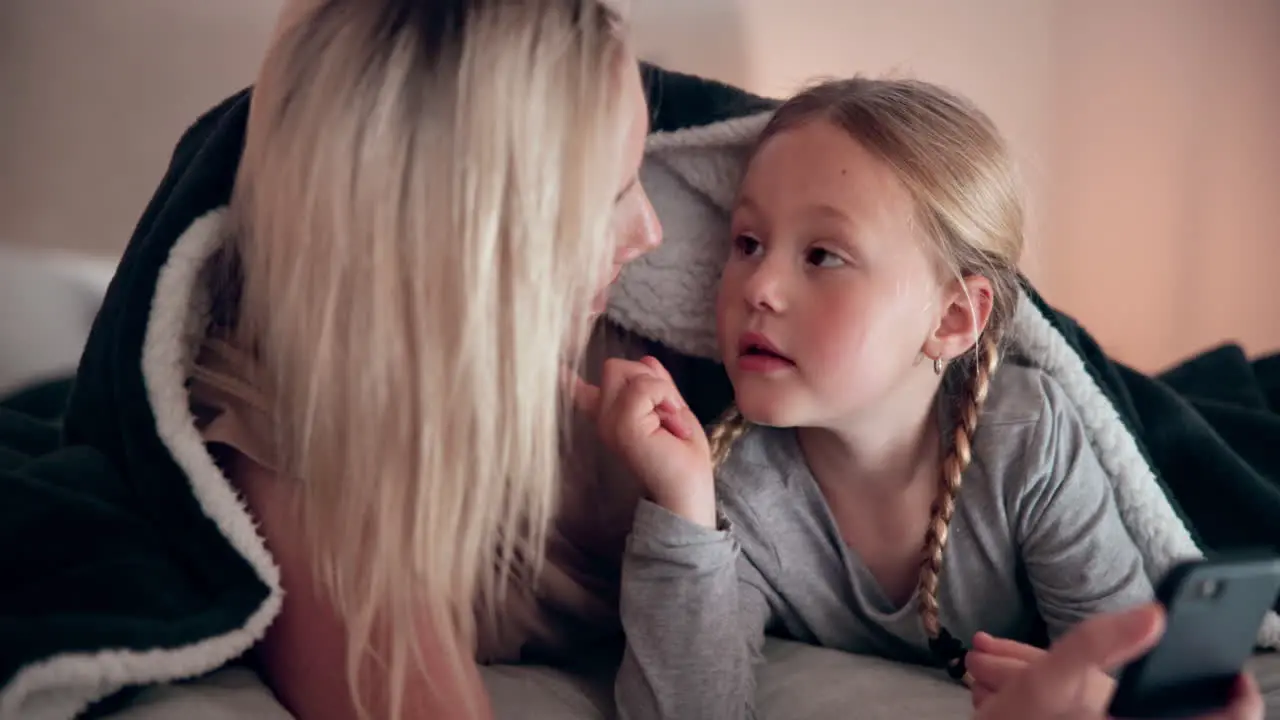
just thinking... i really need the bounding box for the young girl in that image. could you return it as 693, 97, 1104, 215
576, 77, 1154, 719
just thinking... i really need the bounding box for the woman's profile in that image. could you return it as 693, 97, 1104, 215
185, 0, 659, 717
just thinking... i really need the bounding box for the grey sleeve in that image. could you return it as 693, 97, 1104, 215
1015, 379, 1154, 641
615, 500, 772, 720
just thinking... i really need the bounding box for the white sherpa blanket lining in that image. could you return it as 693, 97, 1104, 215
3, 111, 1275, 720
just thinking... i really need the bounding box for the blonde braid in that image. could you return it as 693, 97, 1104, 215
917, 330, 1002, 683
708, 406, 750, 468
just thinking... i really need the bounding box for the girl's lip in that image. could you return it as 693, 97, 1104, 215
737, 353, 795, 374
736, 331, 791, 362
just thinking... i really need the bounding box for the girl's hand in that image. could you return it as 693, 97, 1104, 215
568, 356, 717, 528
968, 632, 1114, 712
972, 603, 1263, 720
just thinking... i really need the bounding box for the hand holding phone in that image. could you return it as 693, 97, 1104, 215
1108, 552, 1280, 718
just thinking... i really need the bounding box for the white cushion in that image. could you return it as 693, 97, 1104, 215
0, 246, 117, 395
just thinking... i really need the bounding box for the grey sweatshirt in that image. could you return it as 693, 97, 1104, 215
614, 363, 1154, 720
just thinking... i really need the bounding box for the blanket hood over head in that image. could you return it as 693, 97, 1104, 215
3, 64, 1279, 720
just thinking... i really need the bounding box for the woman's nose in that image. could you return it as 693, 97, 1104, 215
617, 190, 663, 264
634, 190, 663, 253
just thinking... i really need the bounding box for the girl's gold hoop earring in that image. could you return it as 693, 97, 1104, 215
933, 356, 944, 375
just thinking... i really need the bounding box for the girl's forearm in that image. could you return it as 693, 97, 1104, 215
614, 500, 765, 720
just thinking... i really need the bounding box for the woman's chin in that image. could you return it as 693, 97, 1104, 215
590, 275, 618, 316
591, 290, 608, 315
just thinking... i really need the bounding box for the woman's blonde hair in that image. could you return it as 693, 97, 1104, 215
204, 0, 632, 716
709, 77, 1025, 681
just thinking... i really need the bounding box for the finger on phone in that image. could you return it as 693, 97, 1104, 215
966, 651, 1026, 690
1038, 602, 1165, 679
972, 633, 1046, 663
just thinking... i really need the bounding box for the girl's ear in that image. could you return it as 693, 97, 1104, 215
923, 275, 993, 364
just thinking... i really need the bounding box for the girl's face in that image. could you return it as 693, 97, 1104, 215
593, 59, 662, 314
716, 119, 946, 428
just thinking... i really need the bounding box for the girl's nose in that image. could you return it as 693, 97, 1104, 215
742, 261, 786, 314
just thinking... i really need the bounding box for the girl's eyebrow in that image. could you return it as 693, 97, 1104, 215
806, 203, 855, 226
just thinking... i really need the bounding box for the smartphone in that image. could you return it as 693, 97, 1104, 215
1108, 552, 1280, 718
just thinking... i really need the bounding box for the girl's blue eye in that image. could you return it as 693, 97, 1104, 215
734, 235, 762, 257
807, 248, 845, 268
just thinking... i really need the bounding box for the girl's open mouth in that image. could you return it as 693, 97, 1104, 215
737, 332, 795, 372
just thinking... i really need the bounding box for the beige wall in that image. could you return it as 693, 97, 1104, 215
2, 0, 1277, 371
0, 0, 273, 261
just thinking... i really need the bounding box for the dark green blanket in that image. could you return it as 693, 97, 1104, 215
1, 63, 1277, 719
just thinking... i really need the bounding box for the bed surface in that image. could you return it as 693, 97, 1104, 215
107, 639, 1280, 719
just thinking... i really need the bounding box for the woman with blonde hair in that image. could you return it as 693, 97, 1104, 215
190, 0, 664, 718
4, 1, 663, 718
